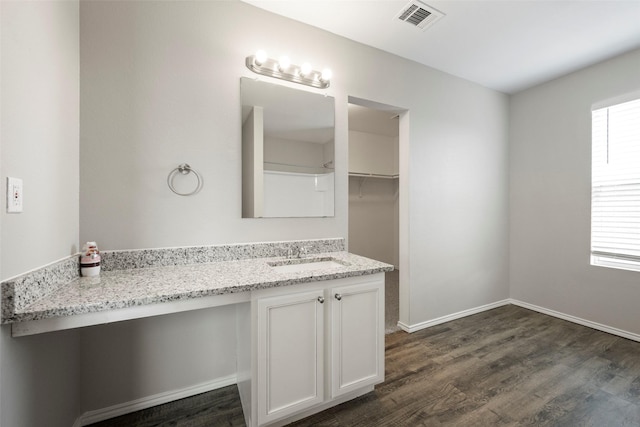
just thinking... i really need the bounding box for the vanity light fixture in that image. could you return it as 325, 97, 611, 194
254, 49, 268, 66
300, 62, 312, 77
278, 55, 291, 72
246, 51, 332, 89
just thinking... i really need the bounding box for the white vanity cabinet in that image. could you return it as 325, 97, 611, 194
256, 289, 326, 424
329, 280, 385, 398
238, 273, 385, 427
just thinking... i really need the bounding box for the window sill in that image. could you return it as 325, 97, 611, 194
591, 255, 640, 273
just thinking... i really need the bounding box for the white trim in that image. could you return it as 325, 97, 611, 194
397, 299, 640, 343
510, 299, 640, 343
397, 299, 510, 333
11, 292, 250, 337
591, 255, 640, 273
591, 89, 640, 111
76, 374, 237, 426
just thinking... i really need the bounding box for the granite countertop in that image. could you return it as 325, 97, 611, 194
8, 251, 392, 324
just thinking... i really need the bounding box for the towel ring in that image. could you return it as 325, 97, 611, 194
167, 163, 203, 196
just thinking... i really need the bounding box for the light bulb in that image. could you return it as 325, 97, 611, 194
278, 56, 291, 72
300, 62, 312, 77
320, 68, 332, 82
254, 50, 268, 65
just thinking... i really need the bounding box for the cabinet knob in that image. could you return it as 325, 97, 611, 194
317, 296, 325, 304
335, 293, 342, 301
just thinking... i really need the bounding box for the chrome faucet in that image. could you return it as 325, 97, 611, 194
287, 245, 309, 259
287, 246, 296, 259
298, 246, 308, 258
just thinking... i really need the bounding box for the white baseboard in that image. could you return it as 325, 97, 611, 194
397, 298, 640, 343
397, 299, 511, 333
509, 299, 640, 343
76, 374, 237, 426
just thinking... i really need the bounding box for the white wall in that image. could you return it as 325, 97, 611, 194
0, 1, 81, 426
3, 0, 638, 420
242, 106, 263, 217
348, 129, 399, 266
264, 171, 334, 217
80, 306, 238, 412
348, 131, 398, 176
0, 0, 510, 421
510, 48, 640, 336
0, 328, 80, 427
80, 0, 509, 328
264, 137, 326, 171
79, 0, 345, 250
349, 176, 398, 266
76, 2, 509, 412
405, 81, 510, 324
1, 0, 80, 280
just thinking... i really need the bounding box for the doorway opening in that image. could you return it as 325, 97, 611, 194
347, 97, 408, 333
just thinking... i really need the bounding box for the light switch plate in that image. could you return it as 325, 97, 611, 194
7, 177, 23, 213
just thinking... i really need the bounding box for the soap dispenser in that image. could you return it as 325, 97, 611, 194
80, 241, 101, 277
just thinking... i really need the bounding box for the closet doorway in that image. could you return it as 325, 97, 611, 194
348, 100, 404, 333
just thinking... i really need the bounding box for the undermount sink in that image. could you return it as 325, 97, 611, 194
268, 257, 348, 273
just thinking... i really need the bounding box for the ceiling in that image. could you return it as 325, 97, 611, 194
242, 0, 640, 94
242, 78, 335, 143
349, 104, 399, 137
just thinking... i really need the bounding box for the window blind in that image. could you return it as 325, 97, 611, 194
591, 98, 640, 269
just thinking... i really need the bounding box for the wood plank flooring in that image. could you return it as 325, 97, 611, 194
89, 305, 640, 426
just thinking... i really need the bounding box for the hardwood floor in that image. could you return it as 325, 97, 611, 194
87, 385, 245, 427
89, 305, 640, 426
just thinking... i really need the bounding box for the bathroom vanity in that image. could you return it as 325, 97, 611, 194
1, 238, 392, 426
238, 273, 385, 426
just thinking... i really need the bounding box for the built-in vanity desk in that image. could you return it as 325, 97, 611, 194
1, 238, 393, 426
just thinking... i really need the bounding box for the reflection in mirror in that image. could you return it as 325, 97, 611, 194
241, 78, 335, 218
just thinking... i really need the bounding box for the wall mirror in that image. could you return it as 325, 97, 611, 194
241, 77, 335, 218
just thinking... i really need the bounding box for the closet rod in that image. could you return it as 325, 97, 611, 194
265, 161, 334, 170
349, 172, 399, 179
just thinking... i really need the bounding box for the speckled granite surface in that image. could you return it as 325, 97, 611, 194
100, 238, 345, 271
1, 257, 80, 320
2, 239, 392, 325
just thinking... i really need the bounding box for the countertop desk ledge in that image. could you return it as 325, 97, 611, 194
5, 251, 393, 337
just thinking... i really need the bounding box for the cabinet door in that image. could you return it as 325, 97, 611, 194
330, 279, 385, 397
257, 290, 325, 424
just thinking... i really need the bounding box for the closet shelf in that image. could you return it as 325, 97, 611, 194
349, 172, 399, 179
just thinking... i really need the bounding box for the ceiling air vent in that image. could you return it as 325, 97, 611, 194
395, 0, 444, 31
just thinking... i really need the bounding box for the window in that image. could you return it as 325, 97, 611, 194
591, 97, 640, 272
